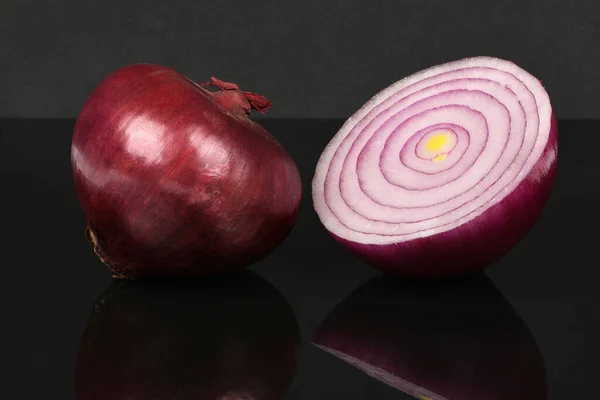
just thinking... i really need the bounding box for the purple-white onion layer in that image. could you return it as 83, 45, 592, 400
312, 57, 558, 278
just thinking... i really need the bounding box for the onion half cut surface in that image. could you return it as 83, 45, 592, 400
312, 57, 558, 278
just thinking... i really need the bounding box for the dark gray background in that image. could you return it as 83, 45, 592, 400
1, 0, 599, 119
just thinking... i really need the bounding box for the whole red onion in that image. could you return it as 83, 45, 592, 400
72, 64, 302, 279
312, 56, 558, 278
313, 274, 547, 399
75, 271, 300, 400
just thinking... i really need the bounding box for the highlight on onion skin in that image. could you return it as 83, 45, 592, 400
72, 64, 302, 279
312, 57, 558, 278
312, 274, 547, 400
75, 271, 301, 400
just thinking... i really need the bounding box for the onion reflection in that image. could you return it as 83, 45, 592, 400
76, 271, 300, 400
313, 274, 546, 400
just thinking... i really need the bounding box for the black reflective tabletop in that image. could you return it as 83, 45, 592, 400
1, 119, 598, 399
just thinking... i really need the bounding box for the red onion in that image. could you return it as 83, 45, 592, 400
313, 275, 547, 400
72, 64, 302, 279
312, 57, 558, 278
75, 271, 300, 400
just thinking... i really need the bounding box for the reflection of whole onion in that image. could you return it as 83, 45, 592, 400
313, 274, 547, 400
313, 57, 558, 278
75, 271, 300, 400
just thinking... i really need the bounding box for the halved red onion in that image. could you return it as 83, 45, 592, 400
312, 57, 558, 278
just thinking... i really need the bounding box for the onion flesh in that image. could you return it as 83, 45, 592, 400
312, 57, 557, 278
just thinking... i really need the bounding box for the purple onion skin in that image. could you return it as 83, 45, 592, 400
72, 64, 302, 279
313, 274, 547, 400
333, 114, 558, 279
75, 271, 300, 400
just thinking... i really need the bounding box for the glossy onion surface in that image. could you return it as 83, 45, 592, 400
312, 56, 557, 278
72, 65, 302, 279
75, 271, 300, 400
313, 274, 547, 399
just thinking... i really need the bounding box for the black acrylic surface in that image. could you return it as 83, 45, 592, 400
0, 119, 598, 399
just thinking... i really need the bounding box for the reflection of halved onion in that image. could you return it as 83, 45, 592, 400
312, 57, 558, 278
312, 275, 547, 399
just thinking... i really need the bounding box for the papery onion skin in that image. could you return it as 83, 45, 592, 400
75, 271, 301, 400
313, 57, 558, 279
72, 64, 302, 279
312, 274, 547, 400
